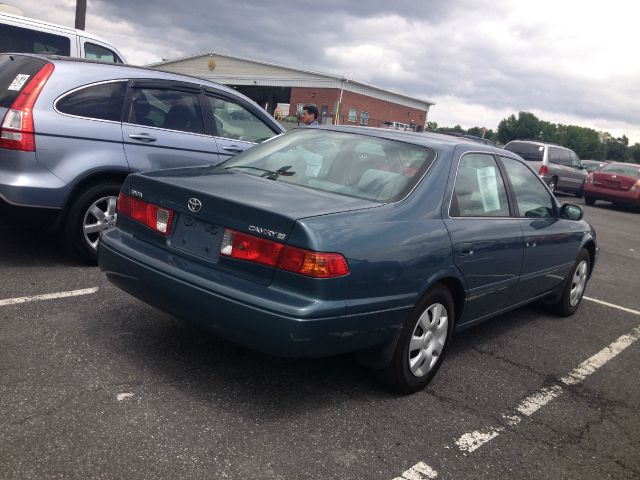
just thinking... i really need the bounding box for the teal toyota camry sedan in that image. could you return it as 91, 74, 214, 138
98, 126, 597, 393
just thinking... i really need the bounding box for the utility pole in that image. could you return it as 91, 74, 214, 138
75, 0, 87, 30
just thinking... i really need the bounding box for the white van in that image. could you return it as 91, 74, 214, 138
0, 11, 126, 63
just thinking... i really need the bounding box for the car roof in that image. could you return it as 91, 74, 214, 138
1, 52, 243, 97
307, 125, 504, 152
0, 11, 119, 46
506, 139, 570, 149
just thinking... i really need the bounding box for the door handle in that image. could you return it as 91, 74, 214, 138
222, 145, 244, 153
129, 133, 157, 143
458, 243, 474, 256
526, 240, 537, 248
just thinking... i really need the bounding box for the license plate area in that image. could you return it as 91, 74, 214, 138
170, 215, 222, 261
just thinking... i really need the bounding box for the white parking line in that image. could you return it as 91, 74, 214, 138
0, 287, 99, 307
395, 297, 640, 474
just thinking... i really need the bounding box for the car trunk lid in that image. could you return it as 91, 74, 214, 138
592, 171, 637, 191
124, 166, 378, 285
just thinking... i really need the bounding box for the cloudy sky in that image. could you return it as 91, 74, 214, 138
14, 0, 640, 143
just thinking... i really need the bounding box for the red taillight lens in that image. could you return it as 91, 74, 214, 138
0, 62, 54, 152
117, 192, 173, 235
632, 179, 640, 192
538, 164, 549, 176
220, 228, 349, 278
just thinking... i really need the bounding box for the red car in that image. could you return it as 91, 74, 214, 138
584, 162, 640, 209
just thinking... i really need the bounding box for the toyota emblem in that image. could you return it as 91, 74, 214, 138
187, 197, 202, 213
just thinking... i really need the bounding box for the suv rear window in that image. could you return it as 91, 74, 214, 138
504, 142, 544, 161
57, 82, 127, 122
221, 129, 437, 203
0, 54, 49, 108
0, 23, 70, 56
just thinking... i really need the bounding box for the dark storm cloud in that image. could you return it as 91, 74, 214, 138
86, 0, 639, 130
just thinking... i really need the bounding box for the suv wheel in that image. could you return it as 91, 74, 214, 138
63, 182, 120, 264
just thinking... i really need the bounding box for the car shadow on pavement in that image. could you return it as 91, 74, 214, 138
0, 220, 79, 268
87, 294, 555, 413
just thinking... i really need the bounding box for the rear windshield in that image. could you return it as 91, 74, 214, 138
601, 163, 640, 178
220, 129, 437, 203
504, 142, 545, 161
0, 54, 48, 108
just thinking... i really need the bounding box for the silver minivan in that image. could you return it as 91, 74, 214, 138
504, 140, 587, 197
0, 53, 285, 262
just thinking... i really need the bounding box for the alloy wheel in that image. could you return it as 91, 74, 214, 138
82, 195, 118, 251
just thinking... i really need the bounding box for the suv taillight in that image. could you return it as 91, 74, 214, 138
220, 228, 349, 278
117, 192, 174, 235
0, 62, 54, 152
538, 164, 549, 176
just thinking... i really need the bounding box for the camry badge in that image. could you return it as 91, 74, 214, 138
187, 197, 202, 213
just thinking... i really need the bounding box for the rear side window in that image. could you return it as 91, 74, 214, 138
0, 54, 48, 107
549, 147, 571, 166
56, 82, 127, 122
84, 42, 122, 64
450, 154, 510, 217
0, 23, 70, 56
207, 95, 277, 143
504, 142, 544, 161
128, 88, 204, 134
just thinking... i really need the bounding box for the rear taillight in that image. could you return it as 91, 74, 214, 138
632, 179, 640, 192
220, 228, 349, 278
117, 192, 173, 235
538, 164, 549, 176
586, 173, 594, 184
0, 63, 54, 152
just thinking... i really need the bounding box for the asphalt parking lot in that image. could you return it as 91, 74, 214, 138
1, 199, 639, 480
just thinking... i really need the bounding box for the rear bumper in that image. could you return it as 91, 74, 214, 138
98, 229, 403, 358
584, 184, 640, 205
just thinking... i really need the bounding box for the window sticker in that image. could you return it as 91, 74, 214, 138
477, 166, 501, 212
8, 74, 30, 91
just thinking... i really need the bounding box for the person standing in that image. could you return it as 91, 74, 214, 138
300, 105, 319, 126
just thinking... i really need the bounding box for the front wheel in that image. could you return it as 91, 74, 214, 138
63, 182, 121, 264
376, 285, 454, 394
584, 196, 596, 206
549, 249, 590, 317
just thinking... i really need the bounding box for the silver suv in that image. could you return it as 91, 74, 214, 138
0, 53, 284, 262
504, 140, 587, 197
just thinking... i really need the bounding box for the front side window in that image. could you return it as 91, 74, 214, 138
57, 82, 127, 121
208, 96, 277, 143
0, 24, 70, 56
220, 129, 436, 203
84, 42, 122, 63
128, 88, 204, 134
501, 157, 555, 218
450, 154, 510, 217
348, 108, 357, 123
549, 147, 571, 166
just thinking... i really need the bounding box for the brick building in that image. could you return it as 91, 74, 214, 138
149, 52, 434, 131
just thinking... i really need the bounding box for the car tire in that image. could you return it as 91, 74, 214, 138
584, 196, 596, 206
575, 188, 583, 198
548, 177, 557, 194
550, 249, 590, 317
376, 284, 454, 394
63, 182, 121, 264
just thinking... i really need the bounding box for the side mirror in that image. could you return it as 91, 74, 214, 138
560, 203, 583, 221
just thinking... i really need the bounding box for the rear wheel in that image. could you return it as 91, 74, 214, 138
376, 285, 454, 394
584, 196, 596, 206
63, 182, 120, 264
549, 249, 590, 317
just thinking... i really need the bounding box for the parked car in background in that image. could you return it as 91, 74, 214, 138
581, 160, 609, 173
99, 127, 597, 393
0, 10, 126, 63
504, 140, 587, 196
583, 162, 640, 209
0, 53, 285, 262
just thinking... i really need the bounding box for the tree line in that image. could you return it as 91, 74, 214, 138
426, 112, 640, 163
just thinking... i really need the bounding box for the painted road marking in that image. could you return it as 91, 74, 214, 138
584, 296, 640, 316
0, 287, 99, 307
392, 462, 438, 479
